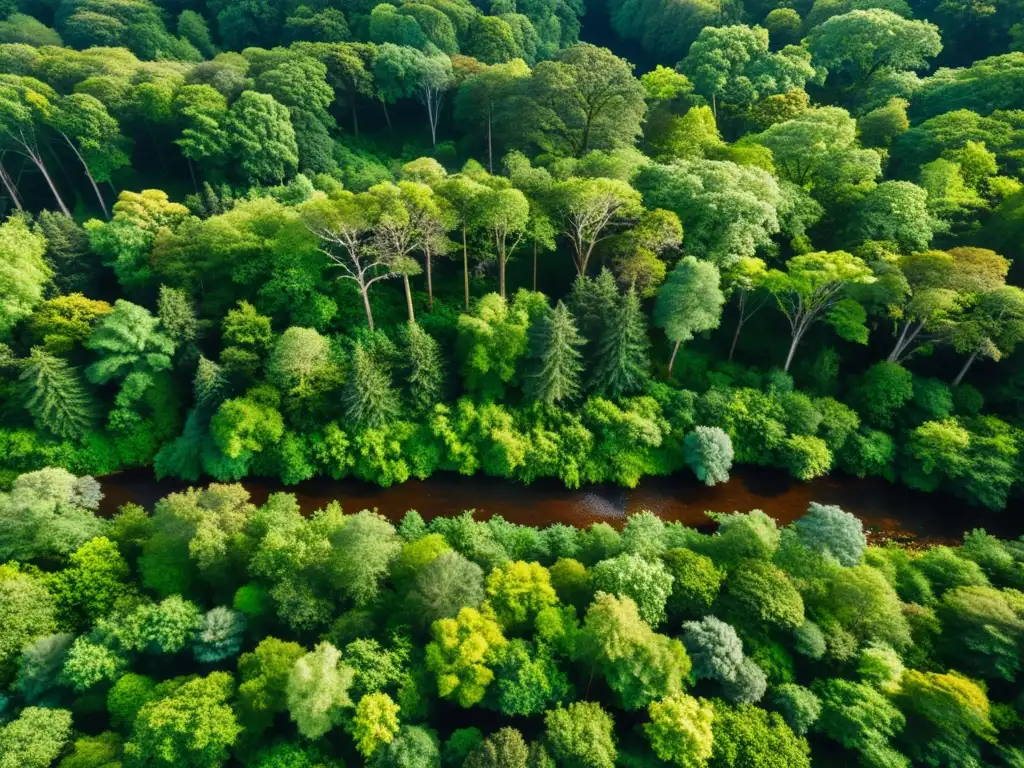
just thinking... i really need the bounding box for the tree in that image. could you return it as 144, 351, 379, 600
0, 565, 56, 674
18, 348, 96, 440
193, 607, 246, 663
0, 77, 71, 215
476, 186, 529, 298
436, 174, 487, 309
764, 251, 874, 372
352, 692, 401, 758
591, 554, 674, 627
16, 633, 72, 701
0, 468, 104, 563
635, 160, 783, 266
644, 694, 714, 768
302, 190, 398, 331
454, 60, 530, 173
47, 536, 132, 629
402, 322, 445, 413
937, 586, 1024, 681
464, 727, 529, 768
0, 213, 49, 336
578, 592, 690, 710
654, 256, 725, 377
773, 684, 822, 736
85, 299, 176, 396
238, 637, 306, 735
0, 706, 72, 768
684, 426, 734, 486
485, 560, 558, 630
525, 44, 647, 156
406, 551, 486, 630
682, 25, 816, 119
723, 560, 805, 633
556, 177, 642, 278
848, 181, 938, 252
329, 510, 402, 607
287, 642, 356, 739
344, 343, 400, 430
751, 107, 881, 196
813, 678, 907, 767
123, 673, 240, 768
951, 286, 1024, 386
893, 670, 996, 768
544, 701, 617, 768
524, 300, 585, 407
225, 91, 299, 185
682, 617, 766, 703
371, 725, 441, 768
425, 606, 507, 707
266, 327, 334, 399
590, 289, 649, 397
48, 93, 130, 218
708, 702, 811, 768
723, 257, 769, 362
663, 548, 723, 619
792, 503, 866, 566
807, 10, 942, 104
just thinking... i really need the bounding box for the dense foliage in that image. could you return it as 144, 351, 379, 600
0, 0, 1023, 510
1, 476, 1024, 766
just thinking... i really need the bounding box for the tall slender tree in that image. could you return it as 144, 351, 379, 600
654, 257, 725, 378
524, 300, 584, 407
590, 290, 650, 398
344, 343, 400, 430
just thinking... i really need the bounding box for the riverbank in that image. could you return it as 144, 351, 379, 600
97, 466, 1008, 545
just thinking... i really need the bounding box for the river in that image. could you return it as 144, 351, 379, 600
96, 466, 1009, 544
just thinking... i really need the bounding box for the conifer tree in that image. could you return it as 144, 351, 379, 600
18, 348, 95, 440
344, 343, 400, 430
567, 269, 619, 367
403, 322, 444, 414
591, 289, 650, 398
524, 301, 584, 407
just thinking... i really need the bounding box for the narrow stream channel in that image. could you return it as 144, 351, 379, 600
97, 466, 1013, 544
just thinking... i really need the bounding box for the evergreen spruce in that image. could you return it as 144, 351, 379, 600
193, 356, 227, 411
344, 342, 400, 429
591, 289, 650, 397
403, 322, 445, 414
18, 348, 95, 440
567, 268, 619, 367
525, 301, 584, 407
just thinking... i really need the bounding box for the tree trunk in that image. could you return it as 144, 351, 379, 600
31, 150, 71, 216
783, 333, 801, 372
425, 248, 433, 311
187, 158, 199, 195
887, 320, 911, 362
712, 93, 717, 119
667, 339, 681, 379
463, 224, 470, 310
382, 100, 392, 132
487, 104, 493, 174
60, 133, 109, 219
729, 318, 744, 362
402, 273, 416, 323
0, 162, 23, 211
361, 286, 375, 331
952, 349, 979, 387
533, 239, 538, 291
499, 248, 506, 300
351, 99, 360, 137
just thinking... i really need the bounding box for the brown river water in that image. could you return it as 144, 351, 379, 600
97, 467, 1016, 544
